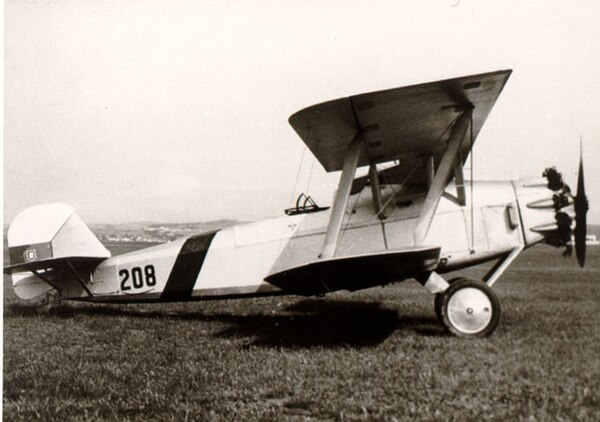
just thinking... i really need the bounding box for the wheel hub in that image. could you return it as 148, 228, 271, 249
447, 287, 493, 334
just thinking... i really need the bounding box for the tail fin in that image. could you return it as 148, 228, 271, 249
5, 203, 110, 299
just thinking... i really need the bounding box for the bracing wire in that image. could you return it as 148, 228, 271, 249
305, 154, 317, 194
282, 146, 308, 259
337, 183, 364, 251
371, 157, 424, 222
342, 159, 422, 254
289, 146, 307, 207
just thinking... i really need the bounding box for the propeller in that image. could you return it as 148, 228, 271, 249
573, 143, 589, 267
541, 141, 588, 267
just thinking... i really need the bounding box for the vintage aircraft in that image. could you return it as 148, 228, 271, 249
5, 69, 589, 337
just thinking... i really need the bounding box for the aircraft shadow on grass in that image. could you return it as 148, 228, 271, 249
6, 299, 445, 348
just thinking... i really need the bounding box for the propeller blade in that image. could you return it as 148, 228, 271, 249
574, 144, 588, 267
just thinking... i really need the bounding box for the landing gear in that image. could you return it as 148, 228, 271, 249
435, 278, 501, 338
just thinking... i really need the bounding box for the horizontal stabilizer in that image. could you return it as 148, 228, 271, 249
4, 256, 107, 275
265, 247, 440, 296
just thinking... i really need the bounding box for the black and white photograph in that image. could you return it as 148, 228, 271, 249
4, 1, 600, 420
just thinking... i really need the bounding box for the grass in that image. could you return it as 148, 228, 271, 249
4, 245, 600, 421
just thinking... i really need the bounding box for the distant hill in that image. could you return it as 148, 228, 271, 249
89, 220, 241, 243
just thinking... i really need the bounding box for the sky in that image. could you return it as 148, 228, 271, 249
4, 0, 600, 224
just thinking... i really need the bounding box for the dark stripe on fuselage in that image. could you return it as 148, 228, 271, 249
160, 231, 217, 301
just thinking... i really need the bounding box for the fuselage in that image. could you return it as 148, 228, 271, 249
12, 178, 557, 302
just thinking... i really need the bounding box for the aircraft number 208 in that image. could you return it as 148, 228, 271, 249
119, 265, 157, 291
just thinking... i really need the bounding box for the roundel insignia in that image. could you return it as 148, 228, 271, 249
23, 249, 38, 263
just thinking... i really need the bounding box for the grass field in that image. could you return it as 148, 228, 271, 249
4, 244, 600, 420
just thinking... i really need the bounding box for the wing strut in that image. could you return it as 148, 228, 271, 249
453, 155, 466, 205
414, 108, 472, 245
320, 137, 364, 259
369, 164, 385, 219
425, 155, 435, 187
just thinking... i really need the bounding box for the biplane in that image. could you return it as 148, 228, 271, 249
5, 69, 589, 337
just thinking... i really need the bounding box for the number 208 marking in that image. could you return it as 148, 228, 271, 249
119, 265, 157, 291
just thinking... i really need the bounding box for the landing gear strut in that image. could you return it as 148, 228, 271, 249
435, 278, 501, 337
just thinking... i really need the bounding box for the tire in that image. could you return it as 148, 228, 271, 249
438, 278, 501, 338
434, 277, 466, 323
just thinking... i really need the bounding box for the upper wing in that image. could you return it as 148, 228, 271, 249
288, 69, 512, 173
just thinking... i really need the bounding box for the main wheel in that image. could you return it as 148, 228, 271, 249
438, 278, 501, 338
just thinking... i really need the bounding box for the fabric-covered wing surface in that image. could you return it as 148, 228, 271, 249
289, 70, 512, 173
